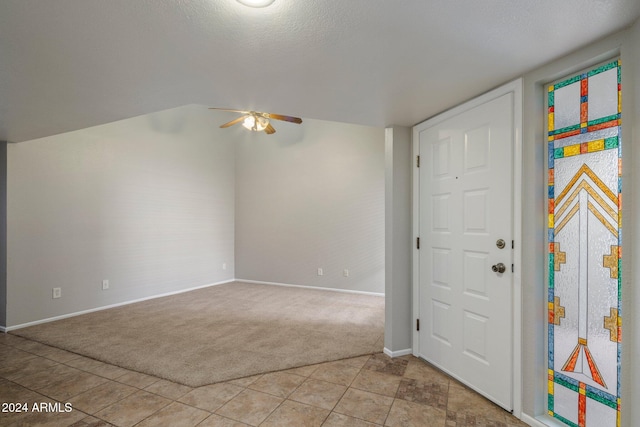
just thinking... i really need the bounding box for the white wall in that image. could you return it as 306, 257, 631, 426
625, 17, 639, 426
520, 21, 639, 426
4, 107, 386, 329
0, 141, 6, 327
384, 126, 412, 354
6, 105, 236, 327
234, 119, 385, 294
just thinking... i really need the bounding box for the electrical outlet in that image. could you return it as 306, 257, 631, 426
102, 280, 109, 290
317, 268, 323, 276
343, 269, 349, 277
222, 263, 227, 270
52, 288, 62, 299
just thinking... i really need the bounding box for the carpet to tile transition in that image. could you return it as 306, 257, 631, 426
11, 282, 384, 387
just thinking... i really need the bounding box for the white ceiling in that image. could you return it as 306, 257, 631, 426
1, 0, 638, 143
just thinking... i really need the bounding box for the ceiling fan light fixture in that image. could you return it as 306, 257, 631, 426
211, 107, 301, 134
242, 115, 269, 131
236, 0, 275, 8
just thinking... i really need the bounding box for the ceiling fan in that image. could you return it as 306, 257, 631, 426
209, 108, 302, 135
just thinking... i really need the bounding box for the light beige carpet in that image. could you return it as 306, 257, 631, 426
12, 281, 384, 387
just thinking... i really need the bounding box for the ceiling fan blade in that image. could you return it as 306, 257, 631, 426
264, 113, 302, 124
209, 107, 251, 114
264, 123, 276, 134
219, 116, 246, 128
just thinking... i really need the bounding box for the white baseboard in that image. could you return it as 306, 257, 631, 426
383, 347, 412, 358
5, 279, 235, 332
0, 326, 7, 333
236, 279, 385, 297
521, 413, 571, 427
520, 413, 552, 427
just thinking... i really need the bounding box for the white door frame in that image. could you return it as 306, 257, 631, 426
412, 79, 523, 418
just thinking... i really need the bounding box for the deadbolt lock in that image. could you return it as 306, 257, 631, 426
496, 239, 506, 249
492, 263, 506, 274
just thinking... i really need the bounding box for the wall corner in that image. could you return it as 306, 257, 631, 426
0, 141, 7, 329
384, 126, 413, 354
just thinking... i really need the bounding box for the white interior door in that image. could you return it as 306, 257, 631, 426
416, 92, 514, 411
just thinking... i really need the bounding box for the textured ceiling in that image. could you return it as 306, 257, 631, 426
1, 0, 639, 142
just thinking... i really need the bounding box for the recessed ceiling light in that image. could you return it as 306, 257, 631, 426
237, 0, 275, 7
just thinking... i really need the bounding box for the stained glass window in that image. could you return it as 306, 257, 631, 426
547, 59, 622, 427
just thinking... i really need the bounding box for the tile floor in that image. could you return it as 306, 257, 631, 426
0, 333, 529, 426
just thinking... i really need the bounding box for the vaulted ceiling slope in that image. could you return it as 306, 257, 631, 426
1, 1, 638, 143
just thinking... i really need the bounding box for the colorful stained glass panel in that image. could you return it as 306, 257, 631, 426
554, 82, 581, 130
588, 68, 618, 121
547, 59, 622, 427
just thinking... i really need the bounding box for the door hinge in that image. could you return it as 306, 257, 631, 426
416, 155, 420, 168
416, 237, 420, 250
512, 264, 514, 273
512, 240, 514, 249
416, 319, 420, 331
